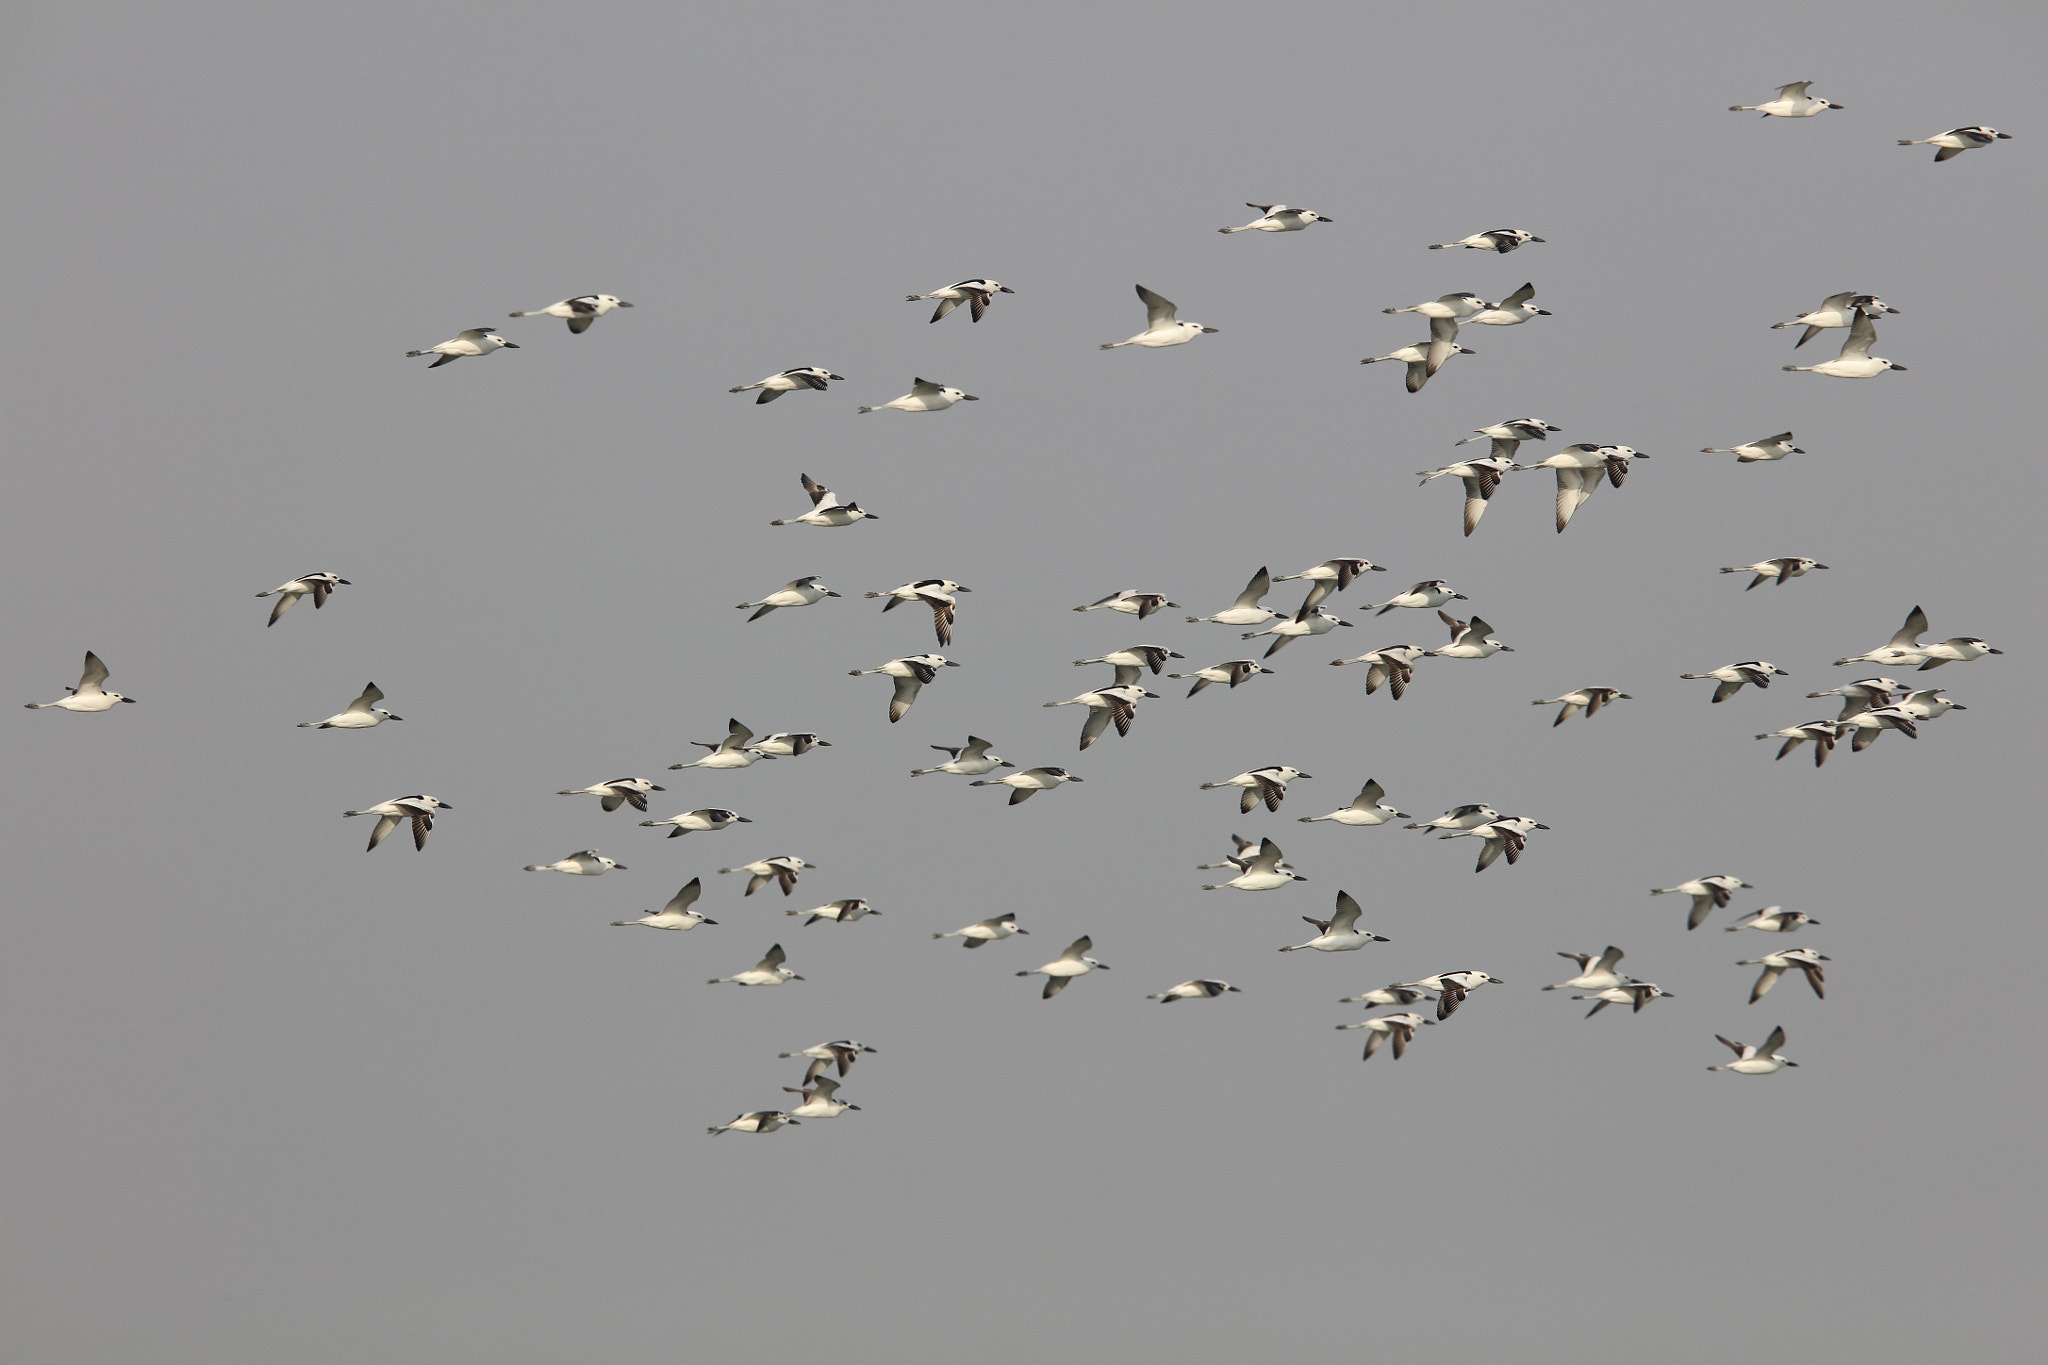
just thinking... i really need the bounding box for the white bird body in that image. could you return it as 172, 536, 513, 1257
1702, 433, 1805, 464
1201, 764, 1311, 814
1837, 704, 1920, 751
1398, 970, 1503, 1019
911, 735, 1013, 777
672, 718, 769, 770
1367, 579, 1467, 616
1383, 291, 1488, 320
406, 328, 518, 367
850, 654, 960, 723
1044, 684, 1157, 751
1519, 443, 1647, 532
613, 879, 718, 930
934, 914, 1029, 948
1726, 906, 1821, 934
1456, 417, 1562, 449
1439, 817, 1548, 872
1167, 659, 1272, 697
859, 377, 979, 413
1808, 678, 1905, 719
1148, 979, 1243, 1001
771, 473, 877, 527
1544, 946, 1630, 993
1574, 983, 1673, 1017
729, 367, 845, 403
1708, 1026, 1797, 1074
1896, 688, 1965, 720
1242, 604, 1350, 656
1273, 559, 1384, 595
560, 777, 665, 813
1330, 644, 1425, 699
1220, 203, 1332, 233
1723, 557, 1827, 589
639, 807, 751, 838
1417, 455, 1516, 537
790, 899, 877, 926
1340, 985, 1429, 1008
1335, 1012, 1430, 1060
1430, 228, 1544, 253
777, 1040, 877, 1080
1360, 316, 1474, 391
1405, 804, 1500, 834
1074, 589, 1180, 619
1680, 660, 1785, 703
508, 294, 632, 332
1534, 687, 1631, 726
1102, 284, 1219, 348
1201, 837, 1305, 891
907, 278, 1013, 323
1652, 876, 1753, 931
866, 579, 970, 646
1072, 644, 1183, 679
342, 795, 449, 852
1425, 611, 1513, 659
1771, 292, 1899, 347
1279, 891, 1389, 952
1756, 722, 1841, 767
1898, 126, 2011, 161
1784, 310, 1905, 378
298, 681, 401, 729
1017, 935, 1110, 998
1466, 282, 1549, 326
708, 943, 803, 987
970, 767, 1083, 805
718, 856, 815, 898
24, 650, 138, 712
737, 576, 840, 620
1299, 778, 1406, 826
1729, 81, 1842, 117
1739, 947, 1828, 1003
783, 1074, 861, 1118
524, 849, 625, 876
706, 1111, 797, 1135
747, 732, 831, 758
1187, 567, 1280, 626
255, 572, 350, 626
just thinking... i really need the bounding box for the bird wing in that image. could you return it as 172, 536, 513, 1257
1245, 840, 1284, 874
345, 683, 383, 714
664, 879, 702, 915
1778, 81, 1813, 97
408, 809, 434, 851
958, 737, 992, 760
919, 594, 955, 647
1078, 707, 1112, 751
1594, 946, 1625, 974
760, 944, 788, 970
1329, 892, 1363, 933
1891, 606, 1930, 648
1758, 1026, 1787, 1059
888, 674, 923, 723
800, 473, 835, 507
718, 718, 755, 752
1232, 568, 1272, 609
1136, 285, 1177, 329
795, 370, 830, 391
1459, 479, 1489, 537
1554, 467, 1596, 532
909, 377, 944, 397
1108, 698, 1137, 737
1841, 309, 1877, 359
1061, 936, 1093, 962
1426, 315, 1460, 375
1354, 780, 1386, 809
77, 651, 111, 692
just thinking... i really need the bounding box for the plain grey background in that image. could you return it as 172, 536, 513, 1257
4, 2, 2042, 1360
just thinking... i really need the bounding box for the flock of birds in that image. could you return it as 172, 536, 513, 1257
30, 82, 2013, 1135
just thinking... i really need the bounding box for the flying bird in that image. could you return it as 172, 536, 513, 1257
1701, 433, 1804, 463
866, 579, 968, 646
298, 682, 402, 729
405, 328, 517, 368
1707, 1026, 1797, 1074
906, 278, 1013, 322
523, 849, 626, 876
933, 915, 1029, 948
849, 654, 960, 722
24, 651, 139, 712
507, 294, 632, 333
1652, 876, 1753, 931
612, 879, 718, 930
1220, 203, 1332, 233
1783, 309, 1906, 378
1201, 837, 1306, 892
718, 857, 815, 898
970, 767, 1083, 805
1101, 285, 1219, 349
1898, 126, 2012, 161
1429, 228, 1544, 253
1147, 979, 1243, 1001
1017, 935, 1110, 999
858, 377, 979, 413
911, 736, 1013, 777
1739, 948, 1829, 1003
1722, 557, 1827, 589
1360, 316, 1474, 392
1533, 687, 1631, 726
729, 367, 845, 404
770, 473, 878, 527
562, 778, 665, 813
1279, 891, 1389, 953
342, 795, 448, 852
1201, 764, 1311, 814
255, 572, 349, 627
737, 576, 840, 621
1167, 659, 1273, 697
638, 807, 752, 838
1298, 779, 1407, 826
1770, 292, 1899, 348
707, 943, 803, 986
1680, 660, 1785, 702
1729, 81, 1842, 117
1043, 684, 1157, 751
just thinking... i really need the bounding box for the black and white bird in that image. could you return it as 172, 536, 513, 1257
1330, 644, 1425, 699
1187, 567, 1280, 626
507, 294, 632, 333
1424, 611, 1513, 659
911, 736, 1013, 777
342, 795, 449, 852
1299, 779, 1407, 826
297, 683, 402, 730
1455, 416, 1562, 449
907, 278, 1013, 323
1360, 315, 1474, 392
1340, 985, 1430, 1008
782, 1074, 861, 1118
1729, 81, 1843, 117
737, 576, 840, 620
778, 1040, 877, 1080
639, 807, 752, 838
1383, 291, 1489, 320
1784, 309, 1906, 378
1439, 817, 1548, 873
1467, 283, 1550, 327
706, 1111, 797, 1135
1167, 658, 1272, 697
1272, 560, 1385, 600
1833, 607, 2001, 673
1652, 876, 1753, 931
1837, 704, 1919, 752
1771, 293, 1900, 348
1807, 678, 1904, 719
850, 654, 960, 723
859, 377, 979, 413
1429, 228, 1544, 253
1755, 721, 1840, 767
1101, 284, 1219, 349
1517, 444, 1647, 532
1544, 947, 1631, 993
1279, 891, 1389, 953
1417, 454, 1517, 537
1680, 660, 1785, 703
561, 777, 665, 813
1739, 948, 1828, 1003
789, 899, 878, 926
1201, 765, 1311, 815
612, 879, 718, 931
1196, 834, 1299, 876
1367, 580, 1467, 617
1898, 126, 2012, 161
1147, 979, 1242, 1001
970, 767, 1083, 805
866, 579, 969, 647
1242, 603, 1351, 656
718, 856, 815, 898
1532, 687, 1631, 727
707, 943, 803, 987
770, 473, 878, 527
1219, 203, 1333, 233
1044, 684, 1157, 751
1200, 837, 1305, 892
1575, 983, 1673, 1017
933, 915, 1029, 948
1707, 1027, 1796, 1075
671, 718, 769, 771
1336, 1012, 1431, 1061
406, 328, 517, 368
1701, 433, 1804, 463
1072, 644, 1184, 686
1726, 906, 1822, 934
1722, 557, 1827, 589
1074, 589, 1180, 619
255, 572, 349, 627
1400, 970, 1503, 1020
1017, 936, 1110, 999
1895, 688, 1966, 720
1405, 804, 1500, 834
729, 367, 846, 404
746, 732, 832, 758
524, 849, 625, 876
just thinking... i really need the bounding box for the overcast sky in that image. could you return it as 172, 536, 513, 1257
4, 2, 2043, 1361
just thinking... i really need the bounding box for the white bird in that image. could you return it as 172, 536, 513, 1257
1835, 606, 1938, 669
1756, 721, 1841, 767
707, 943, 803, 987
1898, 125, 2012, 161
24, 650, 138, 712
1187, 567, 1280, 626
1339, 985, 1430, 1008
1405, 805, 1500, 834
1299, 778, 1407, 826
255, 572, 349, 627
1916, 636, 2003, 671
342, 795, 449, 852
911, 735, 1014, 777
866, 579, 971, 647
1574, 983, 1673, 1017
1335, 1012, 1430, 1060
849, 654, 960, 723
1439, 817, 1548, 873
770, 473, 877, 528
1329, 644, 1425, 699
1534, 687, 1631, 727
1652, 876, 1753, 931
1017, 935, 1109, 999
1399, 970, 1503, 1020
1771, 292, 1900, 348
671, 718, 769, 771
1729, 80, 1843, 117
1044, 684, 1157, 751
1701, 433, 1804, 464
1242, 603, 1351, 656
1382, 291, 1488, 320
746, 732, 832, 758
1073, 644, 1184, 687
1201, 764, 1311, 814
1424, 611, 1513, 659
970, 767, 1083, 806
1074, 590, 1180, 619
1740, 948, 1828, 1003
1272, 560, 1385, 600
560, 777, 665, 813
1455, 417, 1562, 449
1168, 658, 1272, 697
1429, 228, 1544, 253
1360, 316, 1474, 392
790, 899, 878, 926
1783, 309, 1906, 378
1722, 557, 1828, 589
729, 367, 846, 404
1195, 834, 1300, 876
1807, 678, 1905, 720
1200, 837, 1306, 891
706, 1111, 797, 1135
777, 1040, 877, 1079
1726, 906, 1821, 934
507, 294, 632, 333
859, 377, 979, 414
907, 278, 1013, 323
406, 327, 518, 367
1416, 455, 1516, 537
1896, 688, 1966, 720
1466, 283, 1550, 327
1837, 703, 1920, 752
1707, 1026, 1797, 1074
933, 915, 1029, 948
1279, 891, 1390, 953
298, 682, 402, 729
1680, 660, 1786, 703
639, 807, 751, 838
718, 856, 815, 898
1147, 979, 1243, 1001
524, 849, 626, 876
1101, 284, 1219, 349
1543, 947, 1630, 993
1518, 443, 1647, 533
612, 879, 718, 931
782, 1074, 860, 1118
737, 576, 840, 621
1366, 579, 1466, 617
1220, 203, 1332, 233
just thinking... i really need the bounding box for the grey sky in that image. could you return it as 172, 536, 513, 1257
4, 2, 2043, 1360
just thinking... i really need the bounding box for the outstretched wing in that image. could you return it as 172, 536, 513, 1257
1136, 284, 1177, 329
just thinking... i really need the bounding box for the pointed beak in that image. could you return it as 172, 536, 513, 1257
501, 342, 521, 348
824, 590, 841, 597
1889, 364, 1908, 370
1066, 776, 1084, 782
120, 695, 139, 702
618, 300, 635, 306
1201, 327, 1220, 333
944, 660, 962, 667
388, 714, 405, 721
1000, 286, 1015, 293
